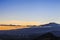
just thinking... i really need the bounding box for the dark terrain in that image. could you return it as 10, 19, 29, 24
0, 23, 60, 40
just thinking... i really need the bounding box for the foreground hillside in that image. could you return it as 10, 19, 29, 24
0, 27, 60, 40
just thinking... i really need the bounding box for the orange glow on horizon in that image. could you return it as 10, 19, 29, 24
0, 26, 29, 30
0, 20, 40, 30
0, 20, 41, 25
0, 20, 49, 30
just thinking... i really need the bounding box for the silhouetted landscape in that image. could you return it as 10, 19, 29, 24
1, 0, 60, 40
0, 22, 60, 40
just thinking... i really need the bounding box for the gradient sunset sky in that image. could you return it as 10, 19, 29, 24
0, 0, 60, 25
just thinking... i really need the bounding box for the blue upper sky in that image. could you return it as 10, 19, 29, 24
0, 0, 60, 25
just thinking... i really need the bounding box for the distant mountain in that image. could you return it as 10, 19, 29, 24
36, 22, 60, 28
28, 22, 60, 28
0, 22, 60, 35
0, 24, 20, 26
0, 22, 60, 40
40, 22, 60, 27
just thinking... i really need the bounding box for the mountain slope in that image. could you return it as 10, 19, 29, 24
0, 22, 60, 38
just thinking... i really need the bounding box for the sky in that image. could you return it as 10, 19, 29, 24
0, 0, 60, 25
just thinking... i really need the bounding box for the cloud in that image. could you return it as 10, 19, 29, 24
0, 20, 41, 25
0, 20, 41, 30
